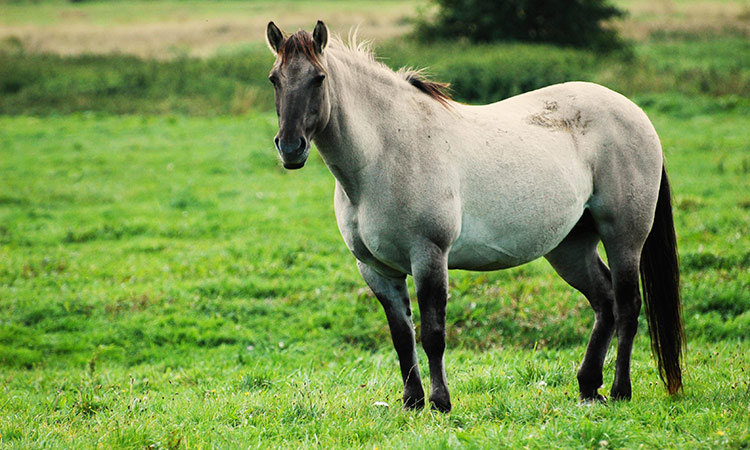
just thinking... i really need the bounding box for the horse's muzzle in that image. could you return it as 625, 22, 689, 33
275, 136, 309, 169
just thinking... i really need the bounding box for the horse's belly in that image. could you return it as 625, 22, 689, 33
447, 238, 525, 270
447, 131, 592, 271
447, 202, 582, 271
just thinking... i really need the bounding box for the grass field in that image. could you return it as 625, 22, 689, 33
1, 0, 749, 448
1, 100, 748, 449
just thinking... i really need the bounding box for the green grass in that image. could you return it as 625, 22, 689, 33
1, 94, 748, 448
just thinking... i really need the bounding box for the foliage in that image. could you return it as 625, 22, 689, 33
415, 0, 627, 51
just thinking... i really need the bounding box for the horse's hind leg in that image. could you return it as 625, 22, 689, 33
357, 261, 425, 409
545, 212, 615, 401
598, 239, 643, 400
594, 206, 653, 400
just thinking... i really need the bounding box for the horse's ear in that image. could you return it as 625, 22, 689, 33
313, 20, 328, 54
266, 21, 284, 55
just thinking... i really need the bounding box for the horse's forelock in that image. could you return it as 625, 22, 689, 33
279, 31, 324, 71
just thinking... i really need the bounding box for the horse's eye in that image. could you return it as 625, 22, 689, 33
313, 74, 326, 86
269, 75, 278, 86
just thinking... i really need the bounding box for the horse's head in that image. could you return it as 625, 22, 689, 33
266, 21, 331, 170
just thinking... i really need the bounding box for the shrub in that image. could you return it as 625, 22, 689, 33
416, 0, 628, 52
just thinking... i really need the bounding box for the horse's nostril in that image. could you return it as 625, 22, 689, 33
274, 136, 280, 150
299, 136, 308, 151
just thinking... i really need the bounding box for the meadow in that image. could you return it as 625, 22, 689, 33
1, 1, 749, 448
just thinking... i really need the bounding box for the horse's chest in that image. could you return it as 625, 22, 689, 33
334, 188, 412, 275
345, 215, 412, 274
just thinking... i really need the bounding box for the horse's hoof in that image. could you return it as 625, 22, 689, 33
429, 396, 452, 413
580, 393, 607, 403
610, 389, 632, 401
610, 382, 632, 401
403, 395, 425, 410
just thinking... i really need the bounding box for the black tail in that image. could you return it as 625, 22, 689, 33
640, 166, 685, 395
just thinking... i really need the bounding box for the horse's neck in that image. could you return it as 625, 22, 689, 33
314, 51, 406, 203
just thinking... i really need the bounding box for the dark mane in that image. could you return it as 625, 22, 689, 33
402, 71, 453, 107
278, 31, 324, 70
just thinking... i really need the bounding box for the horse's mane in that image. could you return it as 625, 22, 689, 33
398, 68, 453, 107
331, 33, 453, 107
279, 30, 453, 107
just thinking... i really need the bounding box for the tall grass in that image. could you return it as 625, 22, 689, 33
0, 44, 275, 115
1, 34, 747, 115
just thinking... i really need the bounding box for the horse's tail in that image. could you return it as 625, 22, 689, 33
639, 165, 685, 395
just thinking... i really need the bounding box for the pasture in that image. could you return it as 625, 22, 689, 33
1, 0, 749, 448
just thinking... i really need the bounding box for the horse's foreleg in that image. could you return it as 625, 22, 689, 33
411, 246, 451, 412
357, 261, 425, 409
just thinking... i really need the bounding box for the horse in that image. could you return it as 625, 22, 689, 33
265, 21, 684, 412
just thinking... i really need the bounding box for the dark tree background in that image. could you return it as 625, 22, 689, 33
416, 0, 627, 51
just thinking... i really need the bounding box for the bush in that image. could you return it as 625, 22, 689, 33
416, 0, 627, 52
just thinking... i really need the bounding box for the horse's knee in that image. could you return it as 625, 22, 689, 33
595, 308, 615, 331
412, 251, 449, 357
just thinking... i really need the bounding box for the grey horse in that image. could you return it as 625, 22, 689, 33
265, 21, 684, 412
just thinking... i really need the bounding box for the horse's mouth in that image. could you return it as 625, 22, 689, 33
279, 150, 309, 169
283, 161, 306, 170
